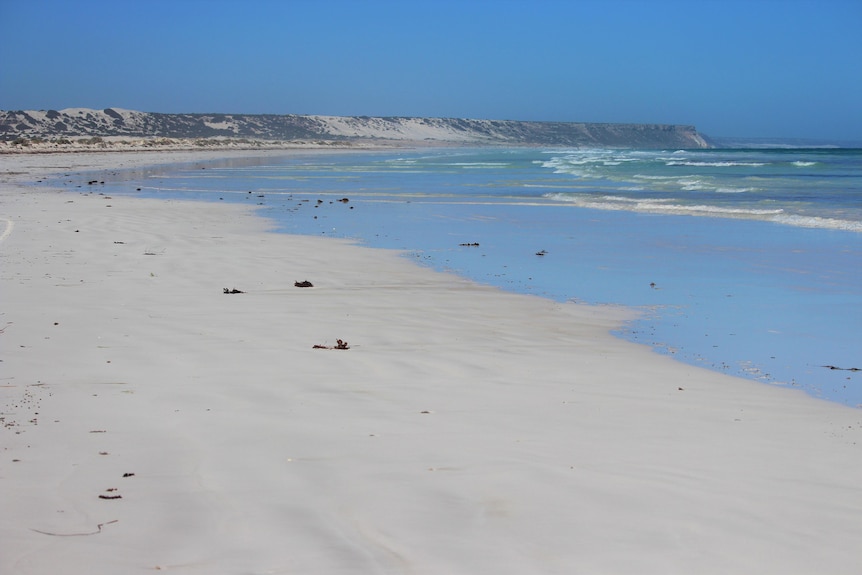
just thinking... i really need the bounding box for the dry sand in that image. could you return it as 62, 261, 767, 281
1, 151, 860, 574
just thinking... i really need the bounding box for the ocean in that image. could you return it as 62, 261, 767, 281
56, 147, 862, 407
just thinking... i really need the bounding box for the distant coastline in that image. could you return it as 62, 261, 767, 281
0, 107, 710, 151
706, 136, 862, 149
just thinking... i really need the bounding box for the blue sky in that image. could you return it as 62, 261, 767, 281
1, 0, 860, 141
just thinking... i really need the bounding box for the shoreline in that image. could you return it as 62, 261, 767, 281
96, 148, 860, 406
2, 150, 861, 574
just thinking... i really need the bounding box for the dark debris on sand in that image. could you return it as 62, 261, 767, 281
313, 339, 350, 350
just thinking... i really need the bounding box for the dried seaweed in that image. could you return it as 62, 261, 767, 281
313, 339, 350, 350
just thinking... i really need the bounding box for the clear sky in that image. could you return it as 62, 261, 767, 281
1, 0, 860, 141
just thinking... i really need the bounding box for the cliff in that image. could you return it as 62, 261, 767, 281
0, 108, 710, 149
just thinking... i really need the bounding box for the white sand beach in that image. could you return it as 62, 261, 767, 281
1, 151, 860, 574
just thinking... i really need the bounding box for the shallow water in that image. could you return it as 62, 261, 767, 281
50, 148, 862, 406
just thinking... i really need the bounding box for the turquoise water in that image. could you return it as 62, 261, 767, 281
56, 147, 862, 406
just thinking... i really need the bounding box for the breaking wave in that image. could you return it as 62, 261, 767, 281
543, 192, 862, 231
536, 148, 861, 233
665, 161, 767, 167
770, 214, 862, 232
544, 192, 784, 218
449, 162, 511, 168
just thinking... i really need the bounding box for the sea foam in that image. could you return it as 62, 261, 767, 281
770, 214, 862, 232
665, 161, 768, 167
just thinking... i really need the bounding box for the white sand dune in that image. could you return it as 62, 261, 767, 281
1, 151, 860, 574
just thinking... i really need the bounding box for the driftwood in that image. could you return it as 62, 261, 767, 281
223, 288, 245, 294
459, 242, 480, 247
313, 339, 350, 350
822, 365, 861, 371
294, 281, 314, 288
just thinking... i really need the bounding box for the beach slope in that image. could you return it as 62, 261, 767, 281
1, 152, 860, 574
